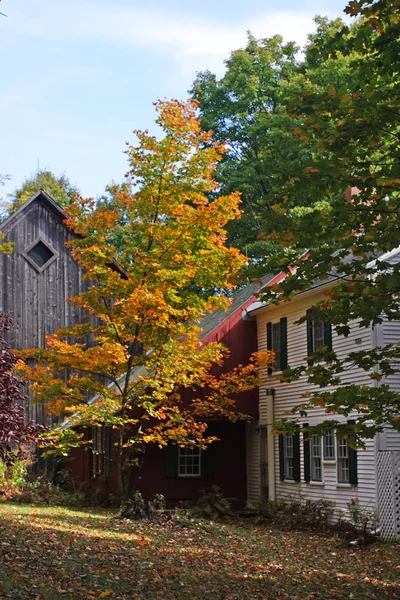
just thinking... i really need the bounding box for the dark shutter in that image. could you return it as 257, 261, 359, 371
306, 309, 314, 365
267, 322, 272, 375
88, 427, 94, 478
204, 444, 217, 478
103, 428, 111, 482
293, 428, 301, 482
278, 435, 285, 481
280, 317, 288, 370
303, 423, 311, 483
165, 445, 179, 478
347, 420, 358, 485
324, 322, 333, 352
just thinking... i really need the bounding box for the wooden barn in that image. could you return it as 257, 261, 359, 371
0, 190, 87, 427
0, 190, 272, 505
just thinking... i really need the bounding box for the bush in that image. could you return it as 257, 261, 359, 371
246, 498, 334, 531
347, 499, 378, 545
0, 448, 34, 500
9, 477, 85, 506
119, 492, 169, 520
188, 486, 232, 520
120, 490, 148, 520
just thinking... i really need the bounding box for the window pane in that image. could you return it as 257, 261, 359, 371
178, 447, 201, 476
323, 431, 335, 460
27, 240, 55, 268
313, 321, 325, 350
311, 436, 322, 481
284, 435, 294, 480
271, 323, 281, 368
337, 439, 349, 483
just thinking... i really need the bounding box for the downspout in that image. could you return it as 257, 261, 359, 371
266, 388, 276, 501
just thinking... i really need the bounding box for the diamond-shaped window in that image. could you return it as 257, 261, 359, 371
23, 238, 58, 271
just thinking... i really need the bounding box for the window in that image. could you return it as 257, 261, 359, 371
283, 435, 294, 480
312, 321, 325, 351
23, 237, 58, 272
271, 322, 281, 368
306, 309, 332, 360
337, 438, 349, 483
323, 431, 336, 460
310, 435, 322, 481
178, 447, 201, 477
267, 318, 287, 372
280, 429, 300, 482
304, 424, 357, 485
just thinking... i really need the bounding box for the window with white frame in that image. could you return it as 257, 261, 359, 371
283, 435, 294, 480
337, 438, 349, 483
311, 435, 322, 481
323, 431, 335, 460
178, 447, 201, 477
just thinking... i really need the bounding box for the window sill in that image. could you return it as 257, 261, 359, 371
307, 481, 324, 486
282, 479, 300, 484
322, 460, 336, 464
336, 483, 356, 489
178, 474, 201, 479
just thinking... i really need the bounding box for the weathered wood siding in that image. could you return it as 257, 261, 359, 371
254, 288, 378, 514
0, 194, 85, 425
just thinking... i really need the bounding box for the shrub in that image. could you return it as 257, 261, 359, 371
188, 486, 232, 520
120, 490, 148, 520
246, 498, 334, 531
9, 477, 85, 506
347, 499, 378, 544
0, 447, 34, 499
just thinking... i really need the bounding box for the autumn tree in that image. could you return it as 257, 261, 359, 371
6, 169, 79, 216
0, 315, 44, 464
259, 1, 400, 444
19, 99, 272, 498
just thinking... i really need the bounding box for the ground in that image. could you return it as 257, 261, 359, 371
0, 504, 399, 599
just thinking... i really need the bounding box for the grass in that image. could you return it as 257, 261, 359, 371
0, 503, 399, 599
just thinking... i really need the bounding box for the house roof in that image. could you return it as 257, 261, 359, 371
246, 246, 400, 317
0, 190, 66, 233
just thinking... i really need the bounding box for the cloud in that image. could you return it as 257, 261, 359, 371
7, 1, 345, 76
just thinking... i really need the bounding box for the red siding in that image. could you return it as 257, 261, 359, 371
68, 292, 259, 503
68, 421, 247, 506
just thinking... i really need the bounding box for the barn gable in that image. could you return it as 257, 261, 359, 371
0, 191, 84, 423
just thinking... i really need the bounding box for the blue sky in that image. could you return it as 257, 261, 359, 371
1, 0, 350, 199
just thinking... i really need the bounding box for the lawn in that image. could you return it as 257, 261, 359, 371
0, 504, 399, 599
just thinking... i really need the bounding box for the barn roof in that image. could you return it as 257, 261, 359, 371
199, 273, 275, 340
0, 190, 66, 233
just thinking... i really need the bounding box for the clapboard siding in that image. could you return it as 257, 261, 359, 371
246, 421, 260, 502
377, 319, 400, 450
254, 288, 377, 513
0, 193, 87, 425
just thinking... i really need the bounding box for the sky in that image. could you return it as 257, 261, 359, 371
1, 0, 351, 200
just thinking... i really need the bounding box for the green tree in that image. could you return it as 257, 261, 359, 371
260, 1, 400, 445
191, 29, 351, 277
191, 35, 306, 275
7, 169, 79, 215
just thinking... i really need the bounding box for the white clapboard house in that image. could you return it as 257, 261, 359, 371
244, 250, 400, 539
